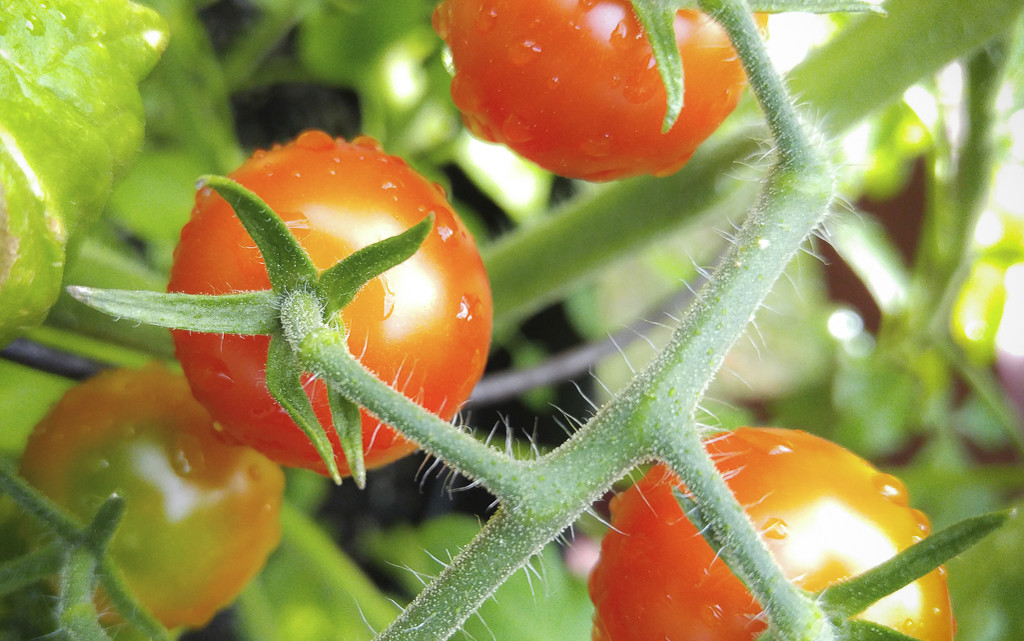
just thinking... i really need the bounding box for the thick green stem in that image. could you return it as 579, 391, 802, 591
278, 290, 522, 497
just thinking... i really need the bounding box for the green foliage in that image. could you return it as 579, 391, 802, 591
0, 0, 167, 345
1, 0, 1023, 640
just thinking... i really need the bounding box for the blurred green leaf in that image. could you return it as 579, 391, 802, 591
0, 0, 167, 346
364, 514, 593, 641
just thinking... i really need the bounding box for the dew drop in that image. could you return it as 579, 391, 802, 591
353, 136, 384, 152
872, 473, 909, 506
509, 39, 543, 66
581, 135, 612, 158
623, 77, 656, 104
431, 2, 452, 39
501, 113, 535, 143
762, 517, 788, 540
700, 603, 725, 626
451, 75, 483, 112
295, 130, 335, 151
910, 508, 931, 535
475, 3, 498, 33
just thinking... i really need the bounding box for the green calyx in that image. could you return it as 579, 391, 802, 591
628, 0, 881, 132
67, 176, 434, 486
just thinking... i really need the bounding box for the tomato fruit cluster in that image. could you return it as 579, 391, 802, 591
433, 0, 762, 181
18, 365, 284, 630
168, 130, 493, 477
588, 428, 954, 641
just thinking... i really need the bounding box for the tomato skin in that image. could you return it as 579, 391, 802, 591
433, 0, 762, 182
18, 365, 284, 630
588, 428, 954, 641
167, 130, 492, 477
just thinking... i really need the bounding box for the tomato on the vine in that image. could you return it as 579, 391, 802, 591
432, 0, 764, 181
18, 364, 284, 630
167, 130, 492, 477
588, 427, 954, 641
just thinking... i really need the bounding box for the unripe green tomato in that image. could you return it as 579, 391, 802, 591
18, 364, 285, 630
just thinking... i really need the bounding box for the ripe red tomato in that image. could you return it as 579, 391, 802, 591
432, 0, 764, 181
18, 364, 284, 630
588, 428, 954, 641
167, 130, 492, 477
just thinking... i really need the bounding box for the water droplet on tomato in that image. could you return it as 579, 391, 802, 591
457, 296, 473, 321
910, 508, 931, 535
451, 74, 483, 112
509, 39, 543, 66
295, 130, 335, 151
581, 135, 612, 158
431, 2, 452, 39
872, 473, 909, 506
475, 3, 498, 33
609, 20, 631, 49
623, 77, 656, 104
762, 517, 788, 540
172, 449, 193, 476
353, 136, 384, 152
700, 603, 725, 625
437, 225, 454, 241
501, 113, 535, 143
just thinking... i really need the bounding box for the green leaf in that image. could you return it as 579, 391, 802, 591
327, 390, 366, 489
236, 502, 397, 641
201, 175, 319, 291
363, 514, 594, 641
0, 0, 167, 346
265, 334, 342, 484
630, 0, 684, 132
66, 286, 280, 335
820, 511, 1011, 617
317, 213, 434, 319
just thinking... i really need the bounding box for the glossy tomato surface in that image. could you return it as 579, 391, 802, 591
588, 428, 954, 641
18, 365, 284, 630
433, 0, 763, 181
168, 130, 492, 477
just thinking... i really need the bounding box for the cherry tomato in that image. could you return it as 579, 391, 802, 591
167, 130, 492, 477
588, 428, 954, 641
18, 364, 284, 630
432, 0, 764, 181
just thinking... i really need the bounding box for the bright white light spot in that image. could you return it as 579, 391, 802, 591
764, 13, 835, 73
996, 263, 1024, 357
1009, 110, 1024, 160
143, 28, 168, 50
758, 238, 771, 249
992, 163, 1024, 216
841, 121, 872, 170
133, 443, 222, 523
462, 134, 548, 216
848, 243, 907, 313
781, 500, 899, 573
903, 85, 939, 130
973, 210, 1004, 248
384, 47, 424, 108
828, 308, 864, 342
